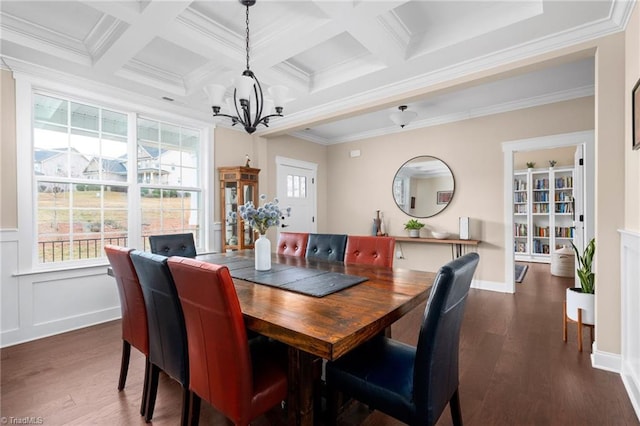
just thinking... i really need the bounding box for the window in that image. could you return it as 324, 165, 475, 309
32, 92, 205, 264
137, 118, 201, 249
286, 174, 307, 198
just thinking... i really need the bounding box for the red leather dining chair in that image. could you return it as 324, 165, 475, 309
276, 232, 309, 257
326, 253, 479, 426
130, 251, 190, 425
103, 245, 150, 416
344, 235, 396, 268
167, 257, 288, 426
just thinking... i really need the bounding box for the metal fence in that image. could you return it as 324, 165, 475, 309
38, 236, 150, 263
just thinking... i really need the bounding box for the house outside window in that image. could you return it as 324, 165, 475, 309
31, 92, 206, 264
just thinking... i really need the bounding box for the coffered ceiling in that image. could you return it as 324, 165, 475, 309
0, 1, 635, 144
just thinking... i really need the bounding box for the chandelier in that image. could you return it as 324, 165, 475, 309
389, 105, 417, 128
204, 0, 288, 134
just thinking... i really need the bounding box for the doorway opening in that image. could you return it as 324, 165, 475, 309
502, 130, 595, 294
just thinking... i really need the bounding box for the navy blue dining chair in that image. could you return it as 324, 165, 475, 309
129, 250, 190, 425
305, 233, 348, 262
326, 252, 479, 425
148, 233, 197, 258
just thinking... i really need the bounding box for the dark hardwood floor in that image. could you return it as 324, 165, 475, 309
1, 262, 637, 425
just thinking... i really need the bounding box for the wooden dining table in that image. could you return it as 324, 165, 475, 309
196, 251, 436, 425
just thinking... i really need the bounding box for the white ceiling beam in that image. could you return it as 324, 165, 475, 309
93, 0, 192, 74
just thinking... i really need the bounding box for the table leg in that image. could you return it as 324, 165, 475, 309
288, 347, 317, 425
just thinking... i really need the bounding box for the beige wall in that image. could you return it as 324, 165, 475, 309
324, 97, 594, 281
0, 69, 17, 229
514, 146, 577, 169
594, 33, 626, 353
626, 4, 640, 232
212, 126, 256, 223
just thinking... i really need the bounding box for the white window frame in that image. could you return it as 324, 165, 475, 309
15, 74, 214, 273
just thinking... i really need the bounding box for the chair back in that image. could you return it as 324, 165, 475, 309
413, 252, 479, 424
130, 250, 189, 386
167, 257, 255, 424
305, 233, 348, 262
344, 235, 396, 268
276, 232, 309, 257
149, 233, 197, 258
104, 245, 148, 356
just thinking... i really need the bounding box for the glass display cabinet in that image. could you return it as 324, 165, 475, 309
218, 166, 260, 251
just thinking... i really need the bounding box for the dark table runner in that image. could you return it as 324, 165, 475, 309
198, 253, 368, 297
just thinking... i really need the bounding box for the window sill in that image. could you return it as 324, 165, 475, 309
13, 261, 110, 277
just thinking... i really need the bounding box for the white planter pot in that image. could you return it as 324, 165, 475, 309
254, 234, 271, 271
566, 287, 594, 325
408, 229, 420, 238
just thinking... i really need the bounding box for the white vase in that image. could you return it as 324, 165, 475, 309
255, 234, 271, 271
408, 229, 420, 238
566, 287, 595, 325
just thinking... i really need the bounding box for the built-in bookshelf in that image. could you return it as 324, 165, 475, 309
513, 166, 574, 263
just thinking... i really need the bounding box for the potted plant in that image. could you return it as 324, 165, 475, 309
526, 161, 536, 169
548, 160, 557, 168
404, 219, 425, 238
566, 238, 595, 325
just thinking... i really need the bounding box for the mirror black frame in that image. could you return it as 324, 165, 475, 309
392, 155, 455, 218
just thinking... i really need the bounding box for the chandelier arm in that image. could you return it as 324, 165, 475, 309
257, 113, 282, 124
252, 77, 265, 129
232, 90, 248, 128
212, 112, 239, 121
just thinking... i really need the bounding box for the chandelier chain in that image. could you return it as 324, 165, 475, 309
245, 4, 250, 70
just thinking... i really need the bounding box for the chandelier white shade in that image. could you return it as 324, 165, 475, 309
205, 0, 288, 134
390, 105, 417, 128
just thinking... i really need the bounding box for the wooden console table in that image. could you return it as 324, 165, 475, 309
392, 236, 480, 259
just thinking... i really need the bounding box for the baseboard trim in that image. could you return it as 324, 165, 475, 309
621, 369, 640, 422
591, 342, 622, 373
471, 279, 513, 293
1, 307, 121, 348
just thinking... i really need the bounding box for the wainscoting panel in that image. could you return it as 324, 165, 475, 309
1, 228, 121, 347
32, 271, 119, 326
1, 231, 20, 333
620, 229, 640, 419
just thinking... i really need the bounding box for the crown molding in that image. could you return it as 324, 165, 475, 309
259, 6, 627, 139
291, 85, 594, 145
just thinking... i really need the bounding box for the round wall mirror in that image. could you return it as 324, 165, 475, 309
392, 156, 455, 218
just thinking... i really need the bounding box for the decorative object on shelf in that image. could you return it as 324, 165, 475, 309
548, 160, 557, 168
204, 0, 289, 135
245, 154, 251, 167
459, 216, 470, 240
430, 231, 450, 240
389, 105, 417, 128
526, 161, 536, 169
633, 77, 640, 150
232, 194, 291, 271
404, 219, 425, 238
374, 210, 382, 236
372, 210, 388, 236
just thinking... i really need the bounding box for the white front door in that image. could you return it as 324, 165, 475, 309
276, 157, 317, 236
